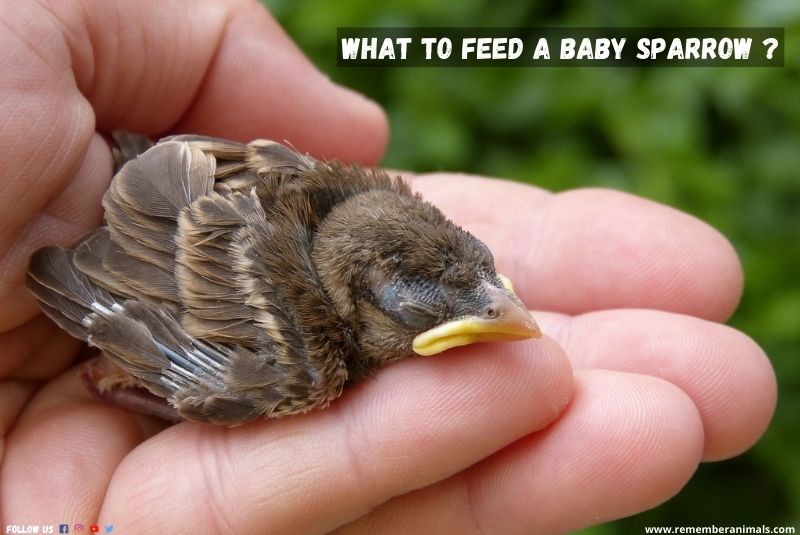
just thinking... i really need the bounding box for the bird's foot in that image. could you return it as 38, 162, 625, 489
81, 355, 184, 423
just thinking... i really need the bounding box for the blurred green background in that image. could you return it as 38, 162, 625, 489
264, 0, 799, 531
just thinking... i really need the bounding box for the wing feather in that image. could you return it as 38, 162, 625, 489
26, 134, 363, 423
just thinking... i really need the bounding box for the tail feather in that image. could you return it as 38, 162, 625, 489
27, 247, 113, 309
26, 246, 114, 341
36, 300, 90, 340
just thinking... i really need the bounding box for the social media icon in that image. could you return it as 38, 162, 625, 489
89, 526, 99, 533
59, 525, 69, 534
74, 524, 84, 532
104, 527, 113, 534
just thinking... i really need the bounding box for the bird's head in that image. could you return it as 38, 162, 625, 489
313, 186, 541, 374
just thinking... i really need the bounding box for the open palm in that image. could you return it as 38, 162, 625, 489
0, 1, 775, 533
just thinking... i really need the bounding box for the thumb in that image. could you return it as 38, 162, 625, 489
0, 0, 386, 329
71, 0, 388, 163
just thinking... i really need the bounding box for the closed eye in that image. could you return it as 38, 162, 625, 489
398, 301, 439, 329
400, 300, 437, 317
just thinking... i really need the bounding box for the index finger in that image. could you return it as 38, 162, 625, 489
411, 173, 743, 321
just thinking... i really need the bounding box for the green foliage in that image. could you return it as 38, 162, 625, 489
265, 0, 799, 530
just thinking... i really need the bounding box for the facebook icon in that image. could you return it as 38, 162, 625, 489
59, 525, 70, 534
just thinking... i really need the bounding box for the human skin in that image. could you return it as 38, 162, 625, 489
0, 1, 776, 534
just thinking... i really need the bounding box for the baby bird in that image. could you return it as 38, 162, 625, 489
27, 133, 540, 425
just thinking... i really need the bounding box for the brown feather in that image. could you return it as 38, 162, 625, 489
102, 240, 179, 302
28, 247, 105, 304
73, 229, 152, 303
105, 141, 215, 219
111, 131, 154, 171
103, 198, 177, 254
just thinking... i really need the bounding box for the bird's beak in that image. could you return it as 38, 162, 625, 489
412, 275, 541, 356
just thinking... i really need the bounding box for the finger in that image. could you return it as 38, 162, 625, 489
0, 315, 80, 379
410, 174, 743, 321
61, 0, 387, 162
0, 129, 110, 330
99, 338, 573, 534
0, 367, 150, 522
536, 308, 776, 461
171, 2, 388, 163
335, 370, 705, 535
0, 379, 37, 458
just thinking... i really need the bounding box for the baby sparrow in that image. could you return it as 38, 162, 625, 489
27, 133, 540, 424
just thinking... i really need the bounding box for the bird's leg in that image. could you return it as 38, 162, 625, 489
81, 355, 184, 423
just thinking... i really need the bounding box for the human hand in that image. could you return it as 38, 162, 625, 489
0, 1, 776, 534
